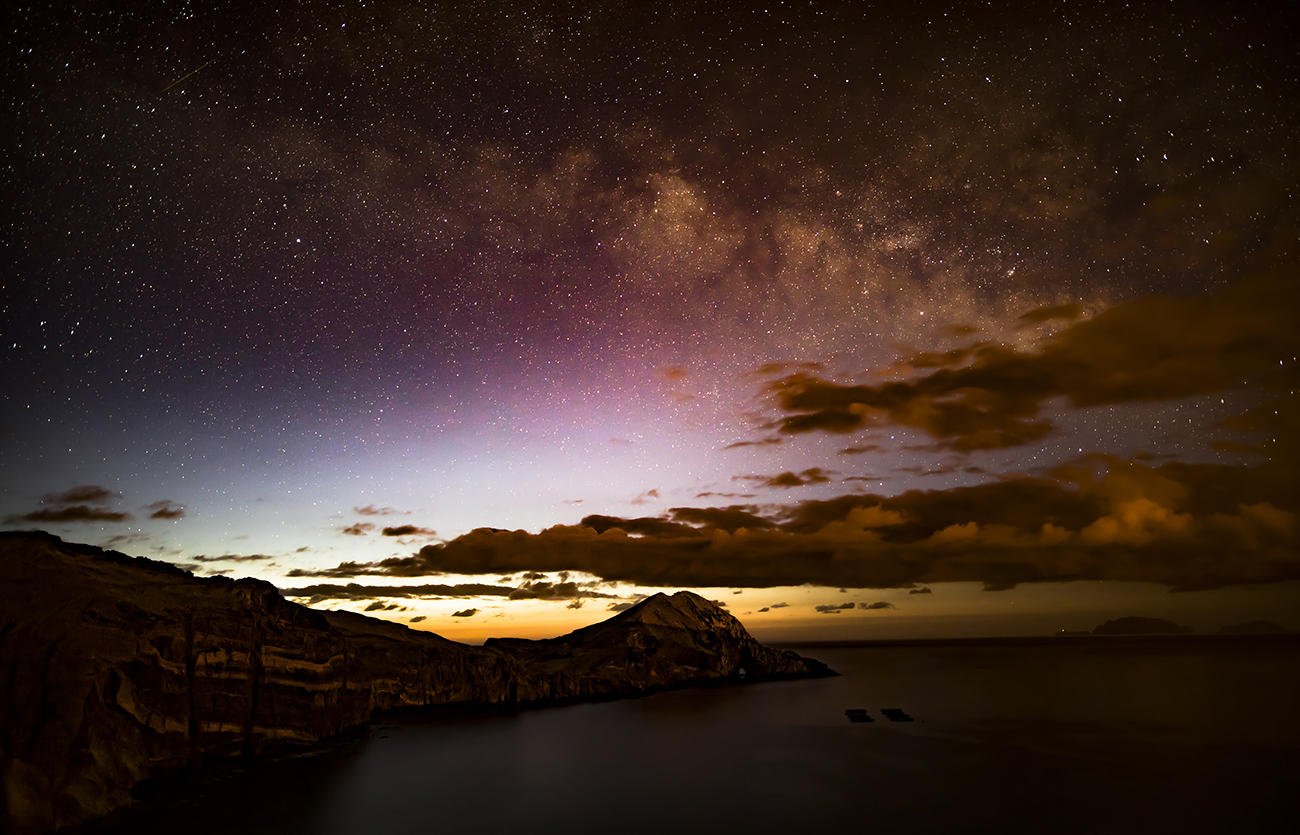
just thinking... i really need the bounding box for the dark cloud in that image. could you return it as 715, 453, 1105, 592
1018, 303, 1083, 324
739, 468, 834, 488
410, 616, 427, 623
7, 506, 132, 524
382, 525, 436, 537
888, 345, 986, 373
147, 500, 185, 520
451, 608, 479, 618
909, 587, 933, 594
668, 505, 776, 532
7, 484, 132, 524
342, 522, 375, 536
896, 463, 969, 477
507, 580, 613, 600
192, 553, 274, 563
770, 602, 790, 609
630, 489, 661, 505
41, 485, 116, 506
722, 438, 783, 450
764, 270, 1297, 452
859, 601, 896, 610
103, 532, 152, 548
757, 607, 770, 612
580, 514, 698, 538
657, 365, 689, 382
567, 598, 585, 609
815, 602, 856, 614
754, 362, 827, 378
356, 505, 405, 516
838, 445, 883, 456
279, 581, 513, 600
606, 602, 634, 612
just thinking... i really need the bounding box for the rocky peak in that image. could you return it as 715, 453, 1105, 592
613, 591, 739, 632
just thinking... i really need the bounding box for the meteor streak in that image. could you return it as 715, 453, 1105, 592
161, 61, 210, 92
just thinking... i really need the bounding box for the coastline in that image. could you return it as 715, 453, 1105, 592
772, 632, 1300, 650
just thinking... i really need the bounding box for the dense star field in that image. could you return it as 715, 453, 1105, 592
3, 0, 1298, 640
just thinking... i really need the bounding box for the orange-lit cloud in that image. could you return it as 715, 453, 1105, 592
763, 269, 1296, 451
299, 455, 1298, 592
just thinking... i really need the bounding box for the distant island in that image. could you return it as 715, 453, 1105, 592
0, 531, 832, 834
1092, 616, 1194, 635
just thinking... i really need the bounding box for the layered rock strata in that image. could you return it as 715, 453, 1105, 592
0, 532, 830, 833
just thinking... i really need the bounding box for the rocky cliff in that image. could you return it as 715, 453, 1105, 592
0, 532, 830, 833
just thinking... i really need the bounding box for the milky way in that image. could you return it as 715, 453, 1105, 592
4, 1, 1297, 639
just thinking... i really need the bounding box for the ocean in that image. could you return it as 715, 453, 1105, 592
85, 636, 1300, 834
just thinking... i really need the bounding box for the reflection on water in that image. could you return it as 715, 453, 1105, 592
88, 638, 1300, 834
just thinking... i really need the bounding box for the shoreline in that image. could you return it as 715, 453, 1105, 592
771, 632, 1300, 650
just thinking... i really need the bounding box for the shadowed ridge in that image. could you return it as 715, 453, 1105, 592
0, 528, 194, 578
611, 591, 736, 631
1, 533, 833, 834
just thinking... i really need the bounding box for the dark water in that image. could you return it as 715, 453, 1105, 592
91, 638, 1300, 834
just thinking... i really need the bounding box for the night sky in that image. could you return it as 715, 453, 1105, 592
4, 0, 1298, 641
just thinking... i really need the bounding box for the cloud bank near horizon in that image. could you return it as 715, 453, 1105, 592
289, 453, 1296, 592
293, 271, 1298, 594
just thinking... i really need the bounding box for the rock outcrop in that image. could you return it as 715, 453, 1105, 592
0, 532, 831, 833
485, 589, 822, 697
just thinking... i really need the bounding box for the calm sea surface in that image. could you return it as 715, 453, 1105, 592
89, 637, 1300, 834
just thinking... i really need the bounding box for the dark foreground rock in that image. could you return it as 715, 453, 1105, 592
0, 531, 831, 833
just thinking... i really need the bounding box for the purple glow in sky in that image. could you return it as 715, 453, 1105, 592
4, 0, 1297, 640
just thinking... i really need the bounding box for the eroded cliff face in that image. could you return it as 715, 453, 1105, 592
0, 532, 830, 834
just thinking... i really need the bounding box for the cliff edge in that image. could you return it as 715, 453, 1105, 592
0, 531, 830, 833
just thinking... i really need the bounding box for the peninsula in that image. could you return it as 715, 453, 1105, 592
0, 531, 831, 833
